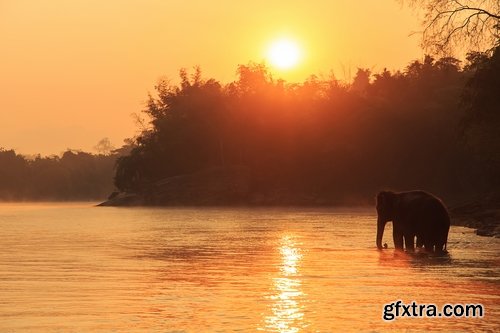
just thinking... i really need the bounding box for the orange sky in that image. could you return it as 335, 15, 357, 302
0, 0, 424, 155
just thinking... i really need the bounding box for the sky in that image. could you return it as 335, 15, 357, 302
0, 0, 424, 156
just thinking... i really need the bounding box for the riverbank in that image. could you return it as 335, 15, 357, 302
449, 195, 500, 237
98, 167, 347, 207
99, 168, 500, 237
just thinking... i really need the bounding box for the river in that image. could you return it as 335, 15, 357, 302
0, 203, 498, 332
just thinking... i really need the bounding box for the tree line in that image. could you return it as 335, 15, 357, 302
0, 149, 121, 201
1, 49, 497, 203
113, 48, 500, 204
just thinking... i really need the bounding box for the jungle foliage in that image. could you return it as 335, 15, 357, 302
112, 49, 500, 203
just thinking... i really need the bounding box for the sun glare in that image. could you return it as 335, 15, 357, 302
267, 39, 301, 70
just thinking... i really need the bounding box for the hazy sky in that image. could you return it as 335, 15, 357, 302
0, 0, 424, 155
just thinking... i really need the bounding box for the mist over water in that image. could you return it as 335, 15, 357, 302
0, 203, 498, 332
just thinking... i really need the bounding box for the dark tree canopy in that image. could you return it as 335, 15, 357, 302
461, 47, 500, 184
112, 52, 500, 203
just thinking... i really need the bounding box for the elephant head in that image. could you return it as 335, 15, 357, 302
376, 191, 397, 249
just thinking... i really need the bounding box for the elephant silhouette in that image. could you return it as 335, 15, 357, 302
376, 190, 450, 254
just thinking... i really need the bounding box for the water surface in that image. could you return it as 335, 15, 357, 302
0, 203, 498, 332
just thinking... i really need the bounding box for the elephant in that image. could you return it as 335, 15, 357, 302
376, 190, 450, 254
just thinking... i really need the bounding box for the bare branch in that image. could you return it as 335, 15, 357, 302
402, 0, 500, 54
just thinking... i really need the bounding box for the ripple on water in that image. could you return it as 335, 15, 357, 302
0, 204, 498, 332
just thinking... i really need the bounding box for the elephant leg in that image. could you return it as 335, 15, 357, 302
434, 241, 447, 254
393, 228, 404, 250
404, 235, 415, 252
434, 224, 449, 254
423, 240, 434, 253
416, 235, 424, 248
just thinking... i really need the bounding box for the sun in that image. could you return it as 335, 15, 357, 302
267, 39, 301, 70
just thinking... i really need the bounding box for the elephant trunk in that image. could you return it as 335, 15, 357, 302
376, 218, 386, 250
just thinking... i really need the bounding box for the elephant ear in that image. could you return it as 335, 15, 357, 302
376, 191, 387, 207
377, 191, 396, 211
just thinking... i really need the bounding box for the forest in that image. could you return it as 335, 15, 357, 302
1, 48, 498, 204
0, 149, 120, 201
110, 48, 499, 204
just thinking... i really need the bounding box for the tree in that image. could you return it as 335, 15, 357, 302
461, 47, 500, 187
351, 68, 371, 95
94, 137, 115, 155
405, 0, 500, 54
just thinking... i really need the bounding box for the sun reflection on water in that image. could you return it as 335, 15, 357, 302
263, 235, 306, 333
